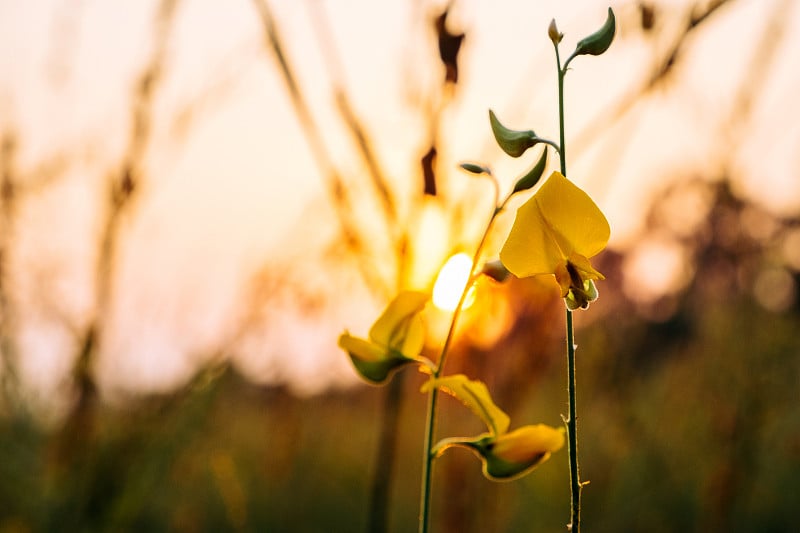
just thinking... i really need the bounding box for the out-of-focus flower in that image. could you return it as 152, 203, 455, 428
425, 374, 564, 480
500, 171, 610, 309
476, 424, 565, 480
338, 291, 429, 383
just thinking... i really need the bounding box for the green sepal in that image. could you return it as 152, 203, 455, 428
348, 349, 418, 385
489, 110, 538, 158
565, 279, 599, 311
512, 148, 548, 194
573, 7, 616, 57
459, 162, 492, 176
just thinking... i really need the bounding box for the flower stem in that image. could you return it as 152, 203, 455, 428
419, 188, 508, 533
556, 41, 582, 533
565, 308, 581, 532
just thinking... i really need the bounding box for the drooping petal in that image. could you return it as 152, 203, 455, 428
500, 196, 563, 278
535, 172, 610, 259
369, 291, 429, 348
490, 424, 565, 464
477, 424, 565, 481
338, 333, 386, 363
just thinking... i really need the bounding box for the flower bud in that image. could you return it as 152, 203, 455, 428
489, 110, 539, 158
512, 147, 548, 194
548, 19, 563, 44
572, 7, 616, 57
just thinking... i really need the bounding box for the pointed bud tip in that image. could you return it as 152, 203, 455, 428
548, 19, 563, 44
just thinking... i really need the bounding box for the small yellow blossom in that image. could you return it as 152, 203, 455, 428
338, 291, 428, 383
425, 374, 564, 481
500, 171, 610, 309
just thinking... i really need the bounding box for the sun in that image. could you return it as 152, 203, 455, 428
433, 253, 476, 312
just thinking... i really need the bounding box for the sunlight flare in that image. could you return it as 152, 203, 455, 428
432, 253, 475, 312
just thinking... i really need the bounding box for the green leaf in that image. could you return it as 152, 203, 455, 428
489, 110, 538, 158
573, 7, 616, 57
421, 374, 510, 436
512, 148, 548, 194
459, 162, 492, 176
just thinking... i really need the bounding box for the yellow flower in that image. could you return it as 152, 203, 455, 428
480, 424, 565, 480
500, 171, 610, 309
434, 423, 565, 481
338, 291, 428, 383
425, 373, 564, 481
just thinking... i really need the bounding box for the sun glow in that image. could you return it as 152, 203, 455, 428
433, 253, 476, 312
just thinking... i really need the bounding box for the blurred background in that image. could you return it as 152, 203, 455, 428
1, 0, 799, 531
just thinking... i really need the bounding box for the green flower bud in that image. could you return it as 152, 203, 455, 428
512, 147, 548, 194
489, 110, 539, 158
459, 162, 492, 176
573, 7, 616, 57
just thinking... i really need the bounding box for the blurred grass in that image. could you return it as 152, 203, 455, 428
1, 284, 798, 532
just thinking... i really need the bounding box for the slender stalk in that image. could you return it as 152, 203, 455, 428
419, 184, 506, 533
565, 308, 581, 532
368, 372, 405, 533
556, 42, 583, 533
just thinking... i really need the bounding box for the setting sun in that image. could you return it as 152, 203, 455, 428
432, 253, 475, 312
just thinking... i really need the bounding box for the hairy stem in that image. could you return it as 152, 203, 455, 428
556, 42, 583, 533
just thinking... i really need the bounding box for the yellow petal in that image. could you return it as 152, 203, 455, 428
399, 314, 425, 359
338, 333, 386, 363
568, 252, 605, 281
491, 424, 564, 464
536, 171, 610, 259
368, 291, 429, 348
421, 374, 510, 436
480, 424, 565, 481
500, 195, 563, 278
554, 262, 572, 297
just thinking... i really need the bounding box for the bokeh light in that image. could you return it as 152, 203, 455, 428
432, 252, 475, 312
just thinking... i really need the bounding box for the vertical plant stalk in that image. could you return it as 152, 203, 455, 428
419, 178, 503, 533
557, 47, 583, 533
368, 372, 404, 533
